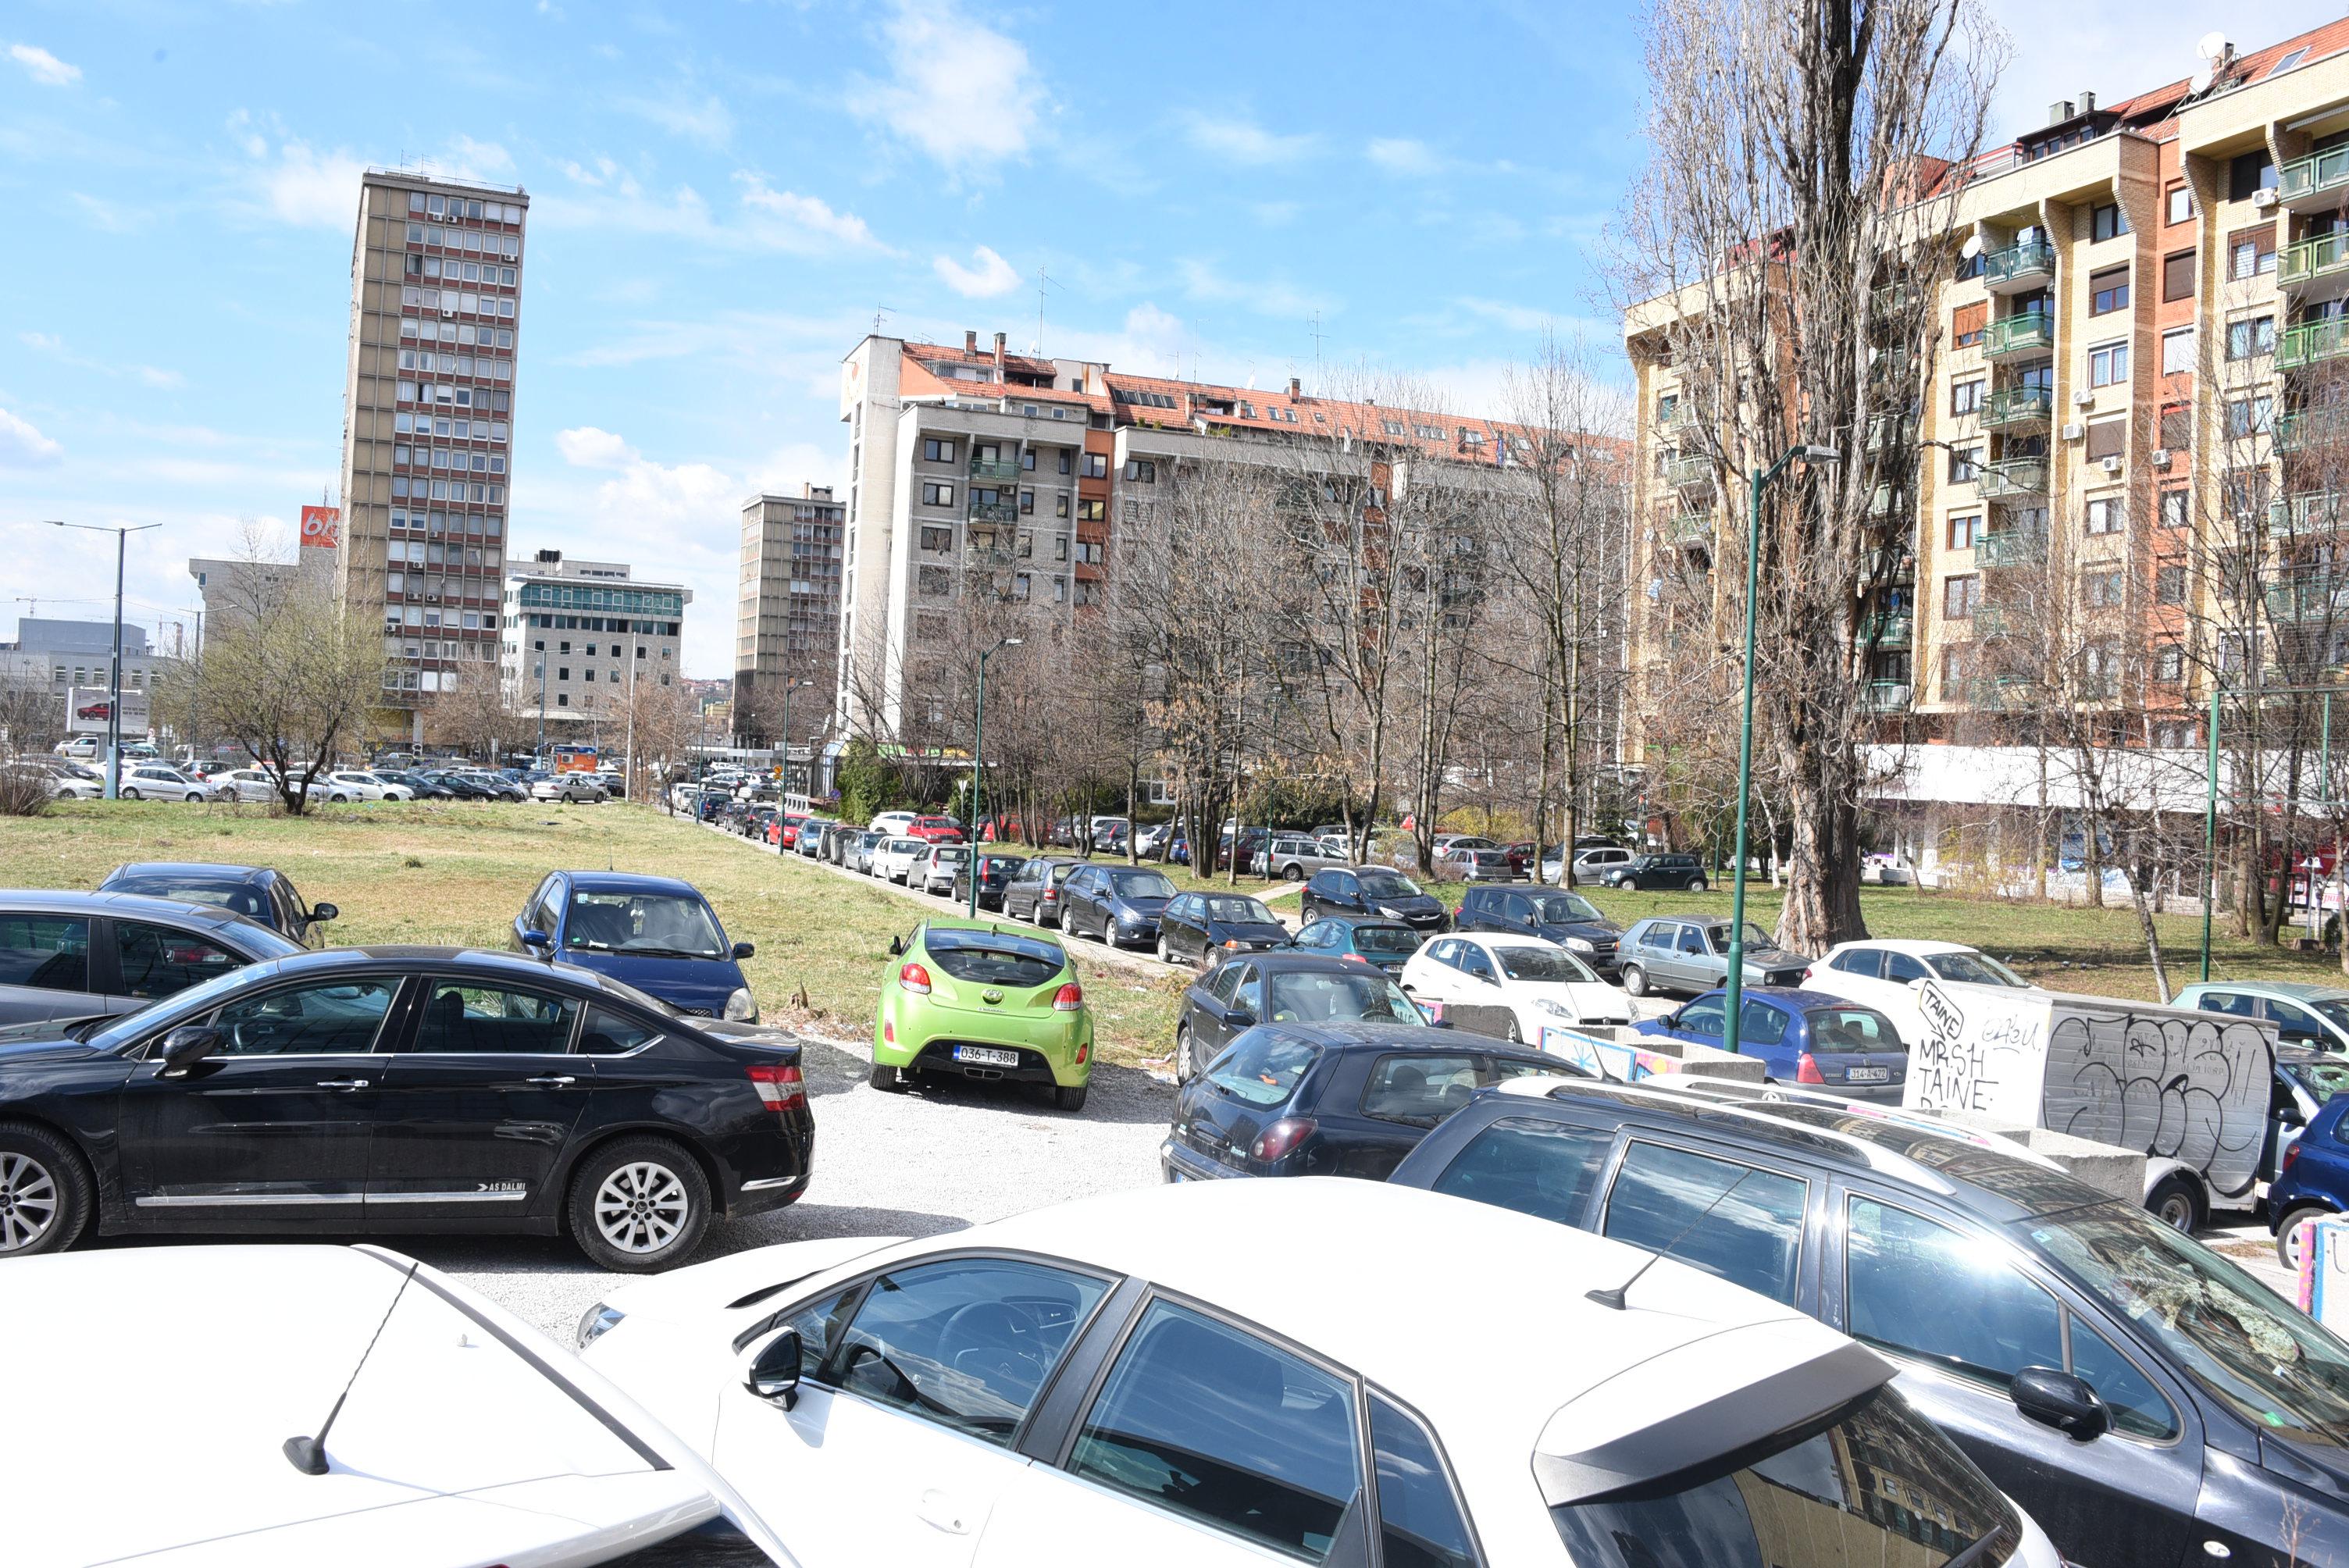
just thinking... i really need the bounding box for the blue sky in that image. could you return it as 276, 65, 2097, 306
0, 0, 2331, 677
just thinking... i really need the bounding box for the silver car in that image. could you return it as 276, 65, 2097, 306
531, 775, 607, 804
1253, 834, 1350, 881
0, 889, 303, 1027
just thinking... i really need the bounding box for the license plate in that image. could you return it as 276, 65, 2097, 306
1847, 1066, 1890, 1083
952, 1045, 1021, 1067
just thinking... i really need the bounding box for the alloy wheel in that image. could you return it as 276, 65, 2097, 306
0, 1150, 60, 1253
593, 1160, 690, 1255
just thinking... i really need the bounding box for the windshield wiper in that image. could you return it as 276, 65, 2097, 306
617, 944, 722, 960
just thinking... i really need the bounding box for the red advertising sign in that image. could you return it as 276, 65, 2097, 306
299, 504, 342, 548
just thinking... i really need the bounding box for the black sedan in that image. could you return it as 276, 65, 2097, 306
949, 852, 1028, 911
1171, 950, 1429, 1082
1160, 1018, 1582, 1183
0, 946, 813, 1270
1298, 865, 1449, 932
376, 769, 456, 800
1154, 891, 1290, 968
1057, 863, 1179, 946
420, 771, 501, 801
97, 861, 340, 948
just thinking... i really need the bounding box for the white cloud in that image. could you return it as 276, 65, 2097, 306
853, 0, 1040, 171
9, 43, 80, 86
20, 330, 184, 390
1367, 137, 1443, 176
135, 366, 184, 389
737, 176, 886, 251
1178, 258, 1327, 320
0, 408, 63, 467
439, 135, 517, 182
1182, 112, 1318, 166
556, 426, 636, 470
934, 244, 1021, 298
535, 177, 887, 256
619, 87, 734, 148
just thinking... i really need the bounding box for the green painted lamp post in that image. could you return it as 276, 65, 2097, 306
1723, 444, 1841, 1060
970, 636, 1022, 917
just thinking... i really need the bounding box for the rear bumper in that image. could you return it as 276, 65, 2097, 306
905, 1039, 1088, 1089
1160, 1137, 1242, 1182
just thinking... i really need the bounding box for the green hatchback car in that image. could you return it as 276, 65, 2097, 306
872, 918, 1094, 1110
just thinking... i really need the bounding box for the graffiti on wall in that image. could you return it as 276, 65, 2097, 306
1907, 981, 2037, 1114
2044, 1010, 2271, 1200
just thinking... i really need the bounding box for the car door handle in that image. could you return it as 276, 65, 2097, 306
315, 1078, 371, 1091
915, 1488, 973, 1535
526, 1074, 577, 1087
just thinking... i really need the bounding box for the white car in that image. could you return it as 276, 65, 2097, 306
1804, 938, 2035, 1042
915, 843, 969, 895
868, 810, 919, 836
869, 836, 926, 883
1399, 931, 1634, 1042
117, 764, 227, 802
11, 1243, 794, 1568
315, 770, 398, 802
578, 1179, 2059, 1568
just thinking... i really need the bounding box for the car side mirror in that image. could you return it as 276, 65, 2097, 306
741, 1327, 804, 1409
733, 941, 756, 960
888, 935, 904, 957
1221, 1007, 1252, 1029
2011, 1366, 2107, 1441
157, 1025, 223, 1076
309, 903, 339, 922
520, 928, 553, 951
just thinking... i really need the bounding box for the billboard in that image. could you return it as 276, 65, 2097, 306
66, 685, 151, 736
299, 504, 341, 549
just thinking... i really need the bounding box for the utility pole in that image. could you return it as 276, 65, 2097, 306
52, 520, 162, 800
971, 636, 1023, 916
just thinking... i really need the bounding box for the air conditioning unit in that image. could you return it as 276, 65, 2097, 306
2061, 422, 2085, 440
2151, 447, 2173, 468
2073, 389, 2097, 407
2101, 454, 2123, 475
2252, 188, 2279, 209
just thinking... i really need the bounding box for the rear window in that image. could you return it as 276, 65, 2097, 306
1267, 969, 1420, 1025
1207, 1029, 1322, 1108
924, 927, 1066, 989
1805, 1007, 1905, 1053
1109, 870, 1177, 900
110, 878, 269, 920
1353, 924, 1423, 957
1356, 872, 1420, 899
1548, 1384, 2021, 1568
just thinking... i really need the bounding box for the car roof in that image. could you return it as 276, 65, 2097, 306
921, 916, 1064, 944
1826, 938, 1977, 957
0, 887, 266, 926
1303, 913, 1415, 927
104, 861, 276, 885
2183, 979, 2349, 1003
1676, 985, 1878, 1013
1242, 953, 1381, 976
560, 872, 703, 897
1261, 1017, 1559, 1060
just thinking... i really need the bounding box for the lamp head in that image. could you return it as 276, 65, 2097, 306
1800, 445, 1842, 464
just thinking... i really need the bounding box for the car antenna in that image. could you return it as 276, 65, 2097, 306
1586, 1167, 1755, 1311
283, 1259, 422, 1474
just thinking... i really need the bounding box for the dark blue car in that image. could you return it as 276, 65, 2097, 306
515, 871, 757, 1022
2270, 1092, 2349, 1271
1634, 985, 1908, 1102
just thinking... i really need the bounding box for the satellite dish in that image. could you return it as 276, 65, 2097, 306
2190, 60, 2215, 93
2197, 30, 2230, 60
1960, 234, 1983, 260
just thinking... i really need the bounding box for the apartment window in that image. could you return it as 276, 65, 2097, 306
1952, 378, 1985, 415
2160, 488, 2190, 528
2162, 250, 2196, 302
1018, 531, 1034, 559
2226, 315, 2276, 361
921, 437, 957, 462
1945, 574, 1982, 619
1055, 495, 1070, 519
1057, 451, 1072, 475
2090, 202, 2129, 242
1019, 488, 1035, 515
917, 566, 950, 598
2161, 326, 2196, 376
1081, 453, 1107, 479
2158, 404, 2191, 453
1947, 514, 1980, 550
2084, 419, 2126, 462
2165, 184, 2194, 226
1020, 449, 1037, 472
2155, 564, 2187, 605
1077, 499, 1106, 522
1122, 459, 1157, 482
2088, 340, 2130, 387
2230, 149, 2279, 201
557, 667, 570, 681
1952, 302, 1987, 347
2083, 571, 2125, 608
2230, 224, 2279, 280
1076, 540, 1106, 565
2223, 466, 2272, 518
1053, 577, 1068, 603
2084, 497, 2122, 534
1941, 646, 1969, 695
918, 526, 951, 554
1949, 446, 1982, 483
2224, 396, 2273, 440
2155, 643, 2185, 682
1954, 248, 1985, 282
921, 481, 957, 508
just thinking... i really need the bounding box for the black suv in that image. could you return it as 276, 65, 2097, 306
1391, 1078, 2349, 1568
1605, 852, 1709, 890
1453, 886, 1622, 975
1298, 865, 1449, 932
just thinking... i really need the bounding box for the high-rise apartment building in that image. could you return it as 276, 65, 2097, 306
499, 550, 690, 735
1627, 22, 2349, 754
336, 169, 529, 742
734, 484, 847, 745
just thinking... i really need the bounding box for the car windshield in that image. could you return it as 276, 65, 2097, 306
564, 892, 729, 959
1494, 946, 1598, 984
1703, 922, 1773, 953
1204, 896, 1276, 924
2026, 1203, 2349, 1448
1527, 893, 1603, 924
1108, 870, 1176, 900
924, 926, 1066, 989
934, 846, 969, 863
1548, 1384, 2020, 1568
1925, 950, 2027, 986
1352, 924, 1423, 957
1356, 871, 1421, 899
1266, 970, 1420, 1025
2289, 1058, 2349, 1103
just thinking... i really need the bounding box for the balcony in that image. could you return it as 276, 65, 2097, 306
968, 499, 1018, 524
1862, 680, 1913, 712
2273, 488, 2349, 535
1977, 457, 2050, 500
1664, 508, 1713, 546
968, 454, 1021, 480
1982, 239, 2055, 294
2279, 318, 2349, 372
2279, 145, 2349, 213
1973, 604, 2016, 637
1860, 611, 1913, 647
1665, 451, 1715, 490
1981, 385, 2054, 431
1983, 313, 2055, 359
2277, 408, 2349, 455
1977, 527, 2048, 568
2280, 232, 2349, 304
2265, 579, 2349, 623
1863, 544, 1917, 582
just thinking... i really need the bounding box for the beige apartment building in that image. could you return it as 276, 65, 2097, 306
334, 169, 529, 742
1627, 20, 2349, 755
734, 484, 847, 746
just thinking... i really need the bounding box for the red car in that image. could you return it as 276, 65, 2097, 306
76, 700, 112, 721
769, 812, 808, 849
908, 815, 966, 843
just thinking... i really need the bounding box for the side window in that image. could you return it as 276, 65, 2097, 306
2066, 1319, 2182, 1441
0, 914, 91, 993
113, 921, 244, 999
2199, 990, 2256, 1017
579, 1005, 664, 1057
1884, 952, 1928, 984
832, 1258, 1108, 1446
411, 982, 580, 1053
1068, 1299, 1361, 1562
1845, 1198, 2063, 1392
2268, 1000, 2322, 1044
1333, 873, 1358, 898
1502, 893, 1533, 923
1369, 1395, 1476, 1568
786, 1287, 856, 1381
1306, 871, 1335, 896
1361, 1053, 1481, 1125
1226, 964, 1261, 1020
1602, 1143, 1808, 1304
1738, 1000, 1790, 1046
1430, 1114, 1614, 1224
1205, 960, 1246, 1007
1456, 946, 1497, 983
1638, 923, 1673, 953
205, 978, 399, 1056
1834, 947, 1884, 979
1677, 999, 1727, 1036
526, 877, 559, 934
1677, 926, 1706, 954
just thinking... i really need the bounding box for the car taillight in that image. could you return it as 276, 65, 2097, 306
899, 961, 932, 994
2284, 1140, 2303, 1180
1251, 1118, 1317, 1164
1802, 965, 1816, 982
1795, 1053, 1827, 1085
1053, 982, 1083, 1011
1042, 888, 1058, 903
746, 1061, 807, 1114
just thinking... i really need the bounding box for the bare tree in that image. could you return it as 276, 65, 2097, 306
0, 669, 65, 757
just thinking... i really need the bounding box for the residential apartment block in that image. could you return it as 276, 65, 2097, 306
1627, 20, 2349, 748
734, 484, 847, 745
334, 169, 529, 741
498, 551, 690, 732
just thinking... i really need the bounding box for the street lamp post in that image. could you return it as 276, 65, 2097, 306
1722, 445, 1839, 1060
776, 675, 810, 802
52, 520, 162, 800
971, 636, 1023, 917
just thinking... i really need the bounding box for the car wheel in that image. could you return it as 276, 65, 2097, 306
1691, 877, 1709, 893
120, 786, 141, 800
1281, 863, 1304, 882
1505, 1015, 1525, 1045
568, 1136, 710, 1273
1174, 1024, 1198, 1083
184, 791, 203, 803
1621, 964, 1649, 998
0, 1122, 92, 1256
2279, 1206, 2329, 1272
1156, 936, 1172, 963
1053, 1084, 1089, 1113
868, 1061, 911, 1093
2148, 1174, 2205, 1234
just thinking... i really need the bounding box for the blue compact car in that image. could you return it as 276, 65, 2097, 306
2269, 1089, 2349, 1271
515, 871, 757, 1021
1634, 985, 1909, 1102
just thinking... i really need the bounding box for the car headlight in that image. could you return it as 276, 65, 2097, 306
1535, 998, 1578, 1018
576, 1303, 625, 1348
1563, 936, 1595, 953
725, 987, 758, 1023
